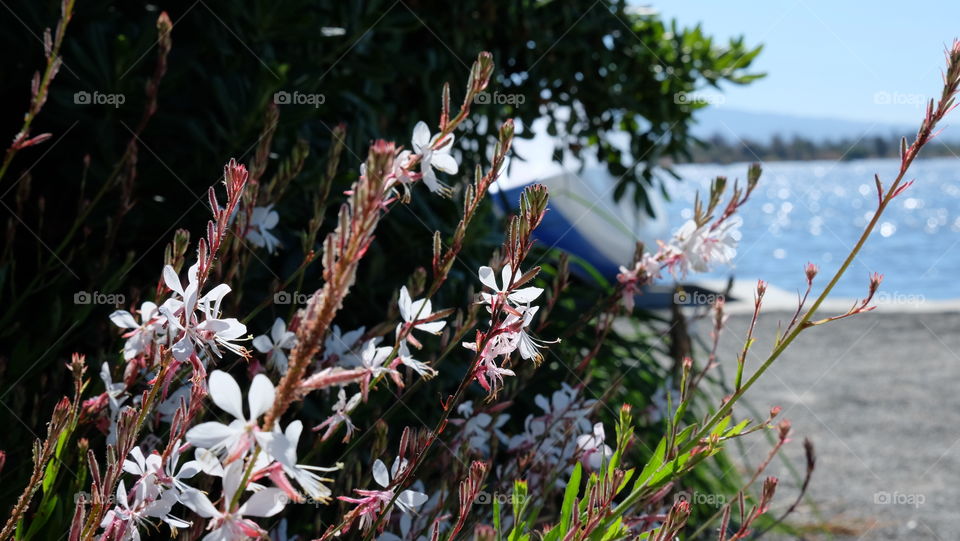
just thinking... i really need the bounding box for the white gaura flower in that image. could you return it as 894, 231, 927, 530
162, 440, 202, 493
508, 383, 595, 466
160, 264, 247, 362
100, 480, 189, 540
193, 447, 226, 477
339, 458, 428, 531
264, 420, 342, 503
359, 339, 396, 378
392, 150, 415, 184
161, 263, 200, 315
323, 325, 366, 366
411, 121, 458, 194
394, 340, 437, 380
247, 205, 281, 254
471, 355, 515, 395
253, 318, 297, 374
122, 447, 163, 508
156, 385, 191, 423
179, 461, 286, 541
354, 338, 401, 395
127, 439, 201, 496
195, 283, 248, 359
699, 216, 742, 268
185, 370, 275, 464
616, 253, 661, 312
502, 305, 552, 363
453, 401, 509, 455
576, 422, 614, 470
478, 265, 543, 309
398, 286, 446, 337
100, 363, 128, 444
663, 216, 741, 277
109, 301, 166, 360
380, 459, 429, 515
314, 388, 362, 442
376, 482, 440, 541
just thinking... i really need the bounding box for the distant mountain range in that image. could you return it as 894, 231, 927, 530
690, 107, 960, 143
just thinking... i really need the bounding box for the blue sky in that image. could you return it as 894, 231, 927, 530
652, 1, 960, 125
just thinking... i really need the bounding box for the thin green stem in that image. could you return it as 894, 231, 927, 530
605, 170, 909, 526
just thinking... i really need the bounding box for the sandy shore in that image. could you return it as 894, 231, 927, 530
703, 306, 960, 540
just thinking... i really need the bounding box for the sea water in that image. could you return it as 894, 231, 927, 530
667, 157, 960, 300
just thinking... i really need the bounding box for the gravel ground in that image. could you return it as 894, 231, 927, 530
707, 309, 960, 540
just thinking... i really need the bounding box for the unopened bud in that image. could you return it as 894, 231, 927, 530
869, 272, 884, 291
778, 419, 792, 440
761, 476, 779, 506
804, 262, 819, 283
747, 162, 762, 189
757, 280, 768, 297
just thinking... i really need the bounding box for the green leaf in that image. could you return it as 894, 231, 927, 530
559, 463, 582, 533
724, 418, 752, 438
636, 435, 667, 487
22, 494, 58, 541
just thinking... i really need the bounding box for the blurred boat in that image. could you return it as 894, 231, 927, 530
489, 123, 670, 281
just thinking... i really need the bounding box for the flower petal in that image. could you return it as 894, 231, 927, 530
248, 374, 276, 420
478, 266, 499, 291
398, 286, 413, 322
412, 121, 430, 152
201, 318, 247, 340
109, 310, 138, 329
408, 298, 430, 321
222, 461, 244, 502
209, 370, 245, 420
430, 152, 458, 174
252, 335, 273, 353
179, 490, 219, 518
185, 421, 238, 449
270, 318, 286, 341
508, 287, 543, 304
372, 459, 389, 488
239, 487, 286, 517
397, 489, 429, 510
171, 335, 195, 362
501, 265, 515, 289
201, 283, 232, 307
262, 209, 279, 229
415, 320, 446, 334
163, 265, 183, 295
